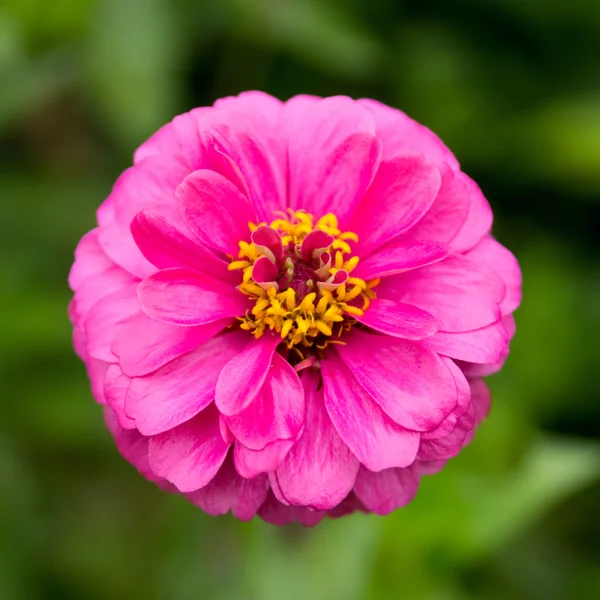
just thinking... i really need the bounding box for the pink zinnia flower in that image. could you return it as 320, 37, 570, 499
69, 92, 521, 524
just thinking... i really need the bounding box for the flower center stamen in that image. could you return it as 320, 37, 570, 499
228, 210, 378, 350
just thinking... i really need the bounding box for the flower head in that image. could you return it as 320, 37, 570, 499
69, 92, 521, 524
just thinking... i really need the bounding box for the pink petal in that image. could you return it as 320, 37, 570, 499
103, 364, 135, 429
133, 109, 209, 170
87, 358, 110, 405
258, 491, 326, 526
301, 230, 334, 262
352, 240, 448, 280
353, 464, 420, 515
148, 404, 230, 493
378, 255, 505, 332
272, 370, 359, 510
321, 352, 420, 471
109, 155, 188, 230
448, 175, 493, 253
72, 266, 137, 326
186, 455, 269, 520
71, 318, 86, 359
234, 439, 295, 479
471, 379, 492, 426
69, 229, 115, 291
352, 152, 442, 256
399, 165, 470, 245
100, 155, 191, 277
215, 334, 281, 416
113, 312, 229, 377
137, 267, 251, 326
130, 210, 236, 283
282, 95, 381, 225
104, 408, 168, 485
98, 222, 155, 279
204, 134, 252, 200
176, 169, 256, 256
251, 225, 284, 263
84, 284, 140, 362
421, 357, 471, 440
336, 330, 457, 432
214, 91, 284, 126
466, 236, 522, 315
225, 354, 305, 450
96, 197, 115, 227
252, 256, 279, 286
327, 492, 368, 519
358, 98, 459, 169
462, 314, 515, 377
197, 106, 286, 222
417, 403, 475, 462
125, 332, 246, 435
355, 298, 438, 340
422, 320, 508, 364
418, 460, 447, 476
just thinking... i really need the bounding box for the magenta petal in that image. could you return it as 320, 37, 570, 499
234, 439, 295, 479
400, 166, 470, 245
176, 169, 256, 255
103, 364, 135, 429
197, 105, 286, 222
215, 334, 281, 416
133, 109, 209, 171
109, 154, 188, 231
258, 491, 326, 526
126, 332, 246, 435
421, 357, 471, 440
301, 230, 334, 261
87, 358, 110, 405
186, 456, 269, 520
352, 240, 448, 280
84, 284, 140, 362
355, 298, 438, 340
98, 222, 155, 279
466, 236, 522, 315
69, 229, 114, 291
273, 370, 359, 511
449, 175, 493, 253
283, 95, 380, 225
378, 255, 505, 332
353, 464, 420, 515
422, 320, 508, 364
417, 403, 475, 462
113, 312, 229, 377
252, 256, 279, 286
321, 352, 420, 471
148, 404, 230, 493
72, 266, 137, 326
104, 408, 168, 485
352, 152, 442, 256
357, 98, 459, 169
204, 134, 252, 200
130, 210, 236, 283
225, 354, 304, 450
214, 91, 283, 125
251, 226, 283, 263
471, 379, 492, 426
137, 268, 251, 326
336, 330, 457, 431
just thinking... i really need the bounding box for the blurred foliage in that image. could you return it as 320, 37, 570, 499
1, 0, 600, 599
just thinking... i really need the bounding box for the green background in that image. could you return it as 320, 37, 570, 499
1, 1, 599, 598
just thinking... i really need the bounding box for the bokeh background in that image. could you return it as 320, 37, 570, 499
2, 0, 600, 598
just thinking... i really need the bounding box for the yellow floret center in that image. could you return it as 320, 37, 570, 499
228, 210, 378, 350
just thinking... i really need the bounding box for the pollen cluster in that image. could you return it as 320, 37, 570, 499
228, 210, 378, 350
